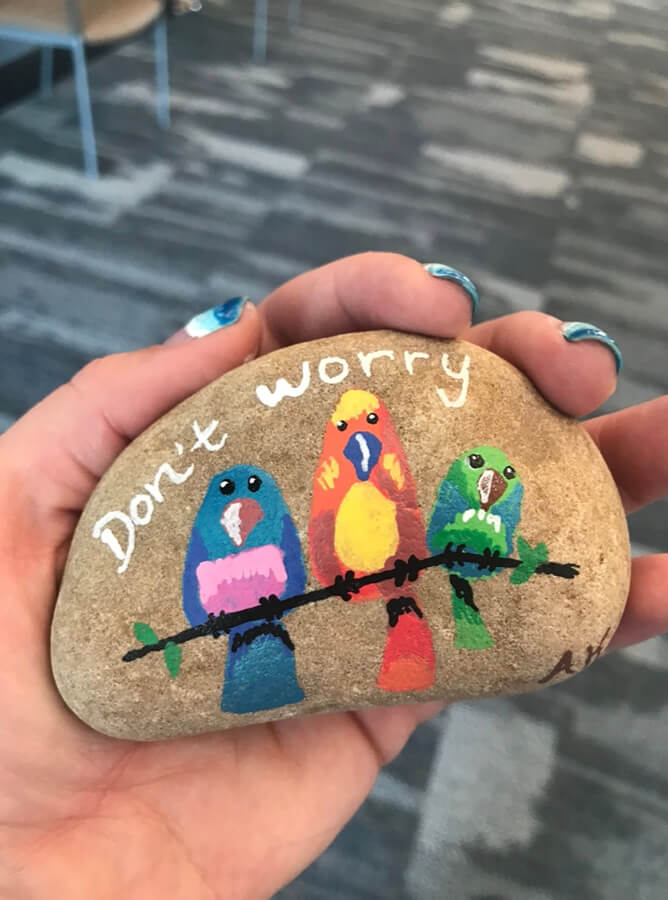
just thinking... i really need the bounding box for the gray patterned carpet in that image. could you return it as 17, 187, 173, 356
1, 1, 667, 898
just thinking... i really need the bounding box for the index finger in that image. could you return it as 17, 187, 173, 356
257, 252, 477, 354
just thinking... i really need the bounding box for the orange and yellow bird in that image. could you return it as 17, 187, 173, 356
309, 389, 435, 692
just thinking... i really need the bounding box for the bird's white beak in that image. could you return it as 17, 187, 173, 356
477, 469, 507, 511
221, 498, 263, 547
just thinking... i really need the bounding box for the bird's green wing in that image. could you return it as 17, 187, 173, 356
433, 513, 508, 556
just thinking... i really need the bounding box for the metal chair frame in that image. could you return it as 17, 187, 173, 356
253, 0, 301, 63
0, 0, 170, 177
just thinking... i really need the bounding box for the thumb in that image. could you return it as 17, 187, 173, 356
1, 300, 261, 546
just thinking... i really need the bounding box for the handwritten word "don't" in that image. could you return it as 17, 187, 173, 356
92, 420, 227, 574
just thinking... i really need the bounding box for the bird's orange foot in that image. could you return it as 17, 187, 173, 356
376, 598, 435, 692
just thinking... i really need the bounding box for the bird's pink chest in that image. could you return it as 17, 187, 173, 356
196, 545, 287, 615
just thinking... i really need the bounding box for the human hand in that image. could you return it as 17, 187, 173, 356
0, 253, 665, 900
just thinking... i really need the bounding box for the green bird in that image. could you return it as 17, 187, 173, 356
427, 446, 546, 650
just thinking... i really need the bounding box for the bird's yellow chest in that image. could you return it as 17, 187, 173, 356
334, 482, 399, 572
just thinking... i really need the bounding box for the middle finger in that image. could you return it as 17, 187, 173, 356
465, 311, 620, 418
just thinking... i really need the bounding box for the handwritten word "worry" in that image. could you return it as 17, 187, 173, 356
256, 350, 471, 409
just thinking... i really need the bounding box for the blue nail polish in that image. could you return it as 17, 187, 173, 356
561, 321, 623, 374
184, 297, 251, 338
424, 263, 480, 315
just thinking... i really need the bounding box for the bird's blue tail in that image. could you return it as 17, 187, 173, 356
221, 623, 305, 714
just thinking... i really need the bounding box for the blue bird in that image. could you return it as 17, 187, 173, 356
183, 464, 306, 714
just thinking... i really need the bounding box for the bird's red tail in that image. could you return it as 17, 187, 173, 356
376, 598, 435, 692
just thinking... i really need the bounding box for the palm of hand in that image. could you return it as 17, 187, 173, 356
1, 254, 666, 900
3, 544, 424, 898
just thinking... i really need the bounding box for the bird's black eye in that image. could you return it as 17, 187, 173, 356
248, 475, 262, 492
366, 412, 379, 425
503, 465, 516, 480
468, 454, 485, 469
336, 420, 347, 432
219, 479, 235, 495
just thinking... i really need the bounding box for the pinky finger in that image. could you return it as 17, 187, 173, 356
609, 554, 668, 651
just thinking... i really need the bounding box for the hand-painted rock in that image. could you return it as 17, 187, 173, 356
51, 331, 631, 740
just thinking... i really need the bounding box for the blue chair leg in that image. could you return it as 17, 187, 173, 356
40, 46, 53, 97
253, 0, 268, 63
287, 0, 300, 32
153, 15, 170, 128
71, 39, 98, 178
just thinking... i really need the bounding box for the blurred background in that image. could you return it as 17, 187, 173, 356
1, 1, 667, 897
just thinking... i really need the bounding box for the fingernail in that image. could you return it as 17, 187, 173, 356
561, 321, 623, 374
185, 296, 251, 336
424, 263, 480, 315
165, 297, 252, 345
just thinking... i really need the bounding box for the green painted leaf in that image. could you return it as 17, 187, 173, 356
516, 536, 531, 559
534, 542, 548, 564
134, 622, 158, 645
512, 538, 550, 585
510, 564, 532, 585
164, 641, 182, 678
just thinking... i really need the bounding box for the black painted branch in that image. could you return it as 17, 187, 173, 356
122, 542, 580, 664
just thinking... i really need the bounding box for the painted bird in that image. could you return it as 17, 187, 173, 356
182, 464, 306, 714
426, 446, 526, 650
309, 389, 435, 692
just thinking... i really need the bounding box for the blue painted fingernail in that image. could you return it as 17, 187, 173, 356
561, 321, 623, 373
185, 296, 251, 338
424, 263, 480, 315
